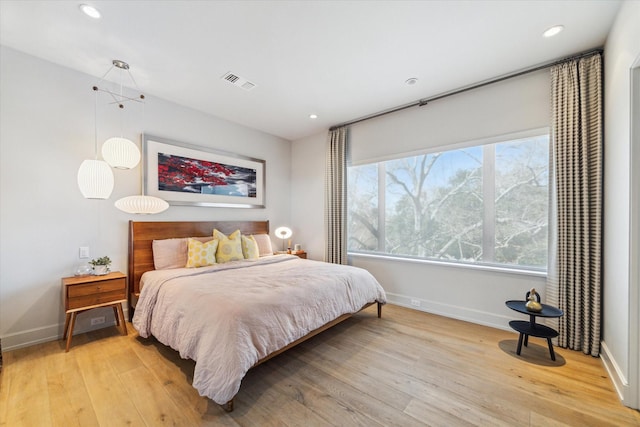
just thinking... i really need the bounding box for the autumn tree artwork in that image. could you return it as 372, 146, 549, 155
157, 153, 257, 198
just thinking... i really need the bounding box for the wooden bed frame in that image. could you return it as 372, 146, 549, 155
127, 220, 382, 412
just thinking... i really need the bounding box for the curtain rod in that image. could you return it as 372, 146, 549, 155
329, 48, 603, 131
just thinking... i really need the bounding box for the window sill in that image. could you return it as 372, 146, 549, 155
348, 252, 547, 279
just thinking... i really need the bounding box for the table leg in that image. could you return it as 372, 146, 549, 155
115, 304, 127, 336
524, 334, 529, 347
112, 306, 120, 327
63, 313, 71, 340
516, 332, 524, 355
65, 312, 77, 352
547, 338, 556, 361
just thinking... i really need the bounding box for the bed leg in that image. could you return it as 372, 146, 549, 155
377, 302, 382, 318
222, 399, 234, 412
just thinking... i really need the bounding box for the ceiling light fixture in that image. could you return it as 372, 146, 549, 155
309, 114, 318, 119
79, 4, 101, 19
405, 78, 418, 86
95, 60, 143, 170
543, 25, 564, 38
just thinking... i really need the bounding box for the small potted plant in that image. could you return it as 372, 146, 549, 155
89, 256, 111, 276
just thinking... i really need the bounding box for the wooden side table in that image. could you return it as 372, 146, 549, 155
274, 250, 307, 259
291, 250, 307, 259
62, 271, 128, 352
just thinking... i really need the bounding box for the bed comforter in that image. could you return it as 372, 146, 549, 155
132, 255, 386, 404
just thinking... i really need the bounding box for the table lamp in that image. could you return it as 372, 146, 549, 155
275, 226, 292, 252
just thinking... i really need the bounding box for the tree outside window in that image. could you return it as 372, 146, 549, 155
347, 133, 549, 270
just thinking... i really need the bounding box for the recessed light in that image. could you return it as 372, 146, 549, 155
309, 114, 318, 119
405, 78, 418, 86
543, 25, 564, 38
79, 4, 101, 19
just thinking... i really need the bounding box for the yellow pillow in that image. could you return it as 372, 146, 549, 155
185, 238, 218, 268
241, 235, 260, 260
213, 229, 244, 263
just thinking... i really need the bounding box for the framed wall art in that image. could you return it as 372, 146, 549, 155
144, 135, 265, 208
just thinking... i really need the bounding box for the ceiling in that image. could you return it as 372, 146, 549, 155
0, 1, 622, 141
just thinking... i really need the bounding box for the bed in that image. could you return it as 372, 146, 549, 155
128, 220, 387, 411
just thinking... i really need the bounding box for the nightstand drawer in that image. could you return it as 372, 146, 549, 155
67, 278, 125, 298
68, 290, 126, 310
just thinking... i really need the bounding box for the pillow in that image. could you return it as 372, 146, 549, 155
152, 236, 212, 269
186, 238, 219, 268
152, 238, 186, 270
213, 229, 244, 263
241, 235, 260, 260
252, 234, 274, 257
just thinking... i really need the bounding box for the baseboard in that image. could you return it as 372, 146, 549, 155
386, 292, 512, 332
600, 340, 628, 403
1, 307, 129, 352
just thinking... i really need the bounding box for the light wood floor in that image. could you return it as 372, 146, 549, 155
1, 304, 638, 426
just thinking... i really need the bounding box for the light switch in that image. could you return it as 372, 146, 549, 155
79, 247, 90, 259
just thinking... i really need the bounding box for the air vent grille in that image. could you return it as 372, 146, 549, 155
221, 72, 256, 91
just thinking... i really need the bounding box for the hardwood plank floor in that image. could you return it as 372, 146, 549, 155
1, 304, 638, 426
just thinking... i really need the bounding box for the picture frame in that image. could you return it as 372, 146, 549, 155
143, 134, 265, 208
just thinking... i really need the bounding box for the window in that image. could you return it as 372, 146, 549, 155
347, 133, 549, 270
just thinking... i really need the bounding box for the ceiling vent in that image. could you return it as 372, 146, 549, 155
221, 72, 256, 91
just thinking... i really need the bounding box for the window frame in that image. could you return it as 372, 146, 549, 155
347, 128, 550, 273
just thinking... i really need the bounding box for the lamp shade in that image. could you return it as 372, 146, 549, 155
275, 226, 292, 240
77, 159, 114, 199
115, 195, 169, 214
101, 137, 141, 169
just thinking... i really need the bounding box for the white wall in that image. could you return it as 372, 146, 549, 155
0, 47, 292, 350
290, 132, 326, 260
601, 0, 640, 408
292, 70, 549, 331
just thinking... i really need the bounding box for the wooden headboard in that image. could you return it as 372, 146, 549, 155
127, 220, 269, 299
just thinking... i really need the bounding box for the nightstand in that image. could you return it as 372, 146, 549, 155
62, 271, 128, 352
292, 250, 307, 259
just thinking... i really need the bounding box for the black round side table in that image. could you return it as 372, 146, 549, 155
505, 299, 564, 361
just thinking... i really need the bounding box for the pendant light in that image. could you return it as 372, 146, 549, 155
102, 136, 140, 169
77, 88, 114, 199
87, 59, 168, 214
115, 194, 169, 214
96, 60, 142, 169
113, 135, 169, 214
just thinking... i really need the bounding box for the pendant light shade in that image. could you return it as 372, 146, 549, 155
77, 159, 114, 199
115, 195, 169, 214
102, 137, 141, 169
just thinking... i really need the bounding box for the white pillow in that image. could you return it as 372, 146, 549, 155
152, 236, 212, 269
252, 234, 274, 257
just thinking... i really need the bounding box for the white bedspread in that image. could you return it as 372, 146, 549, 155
132, 255, 386, 404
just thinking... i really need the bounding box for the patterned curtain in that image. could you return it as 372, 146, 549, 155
325, 127, 348, 264
547, 53, 603, 357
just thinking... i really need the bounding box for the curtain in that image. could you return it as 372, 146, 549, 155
547, 53, 603, 357
325, 127, 348, 264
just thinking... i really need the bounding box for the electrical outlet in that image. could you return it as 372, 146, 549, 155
410, 299, 421, 307
90, 316, 105, 326
79, 246, 90, 259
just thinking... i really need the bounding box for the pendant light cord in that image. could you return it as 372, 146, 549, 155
94, 88, 98, 160
141, 105, 146, 196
